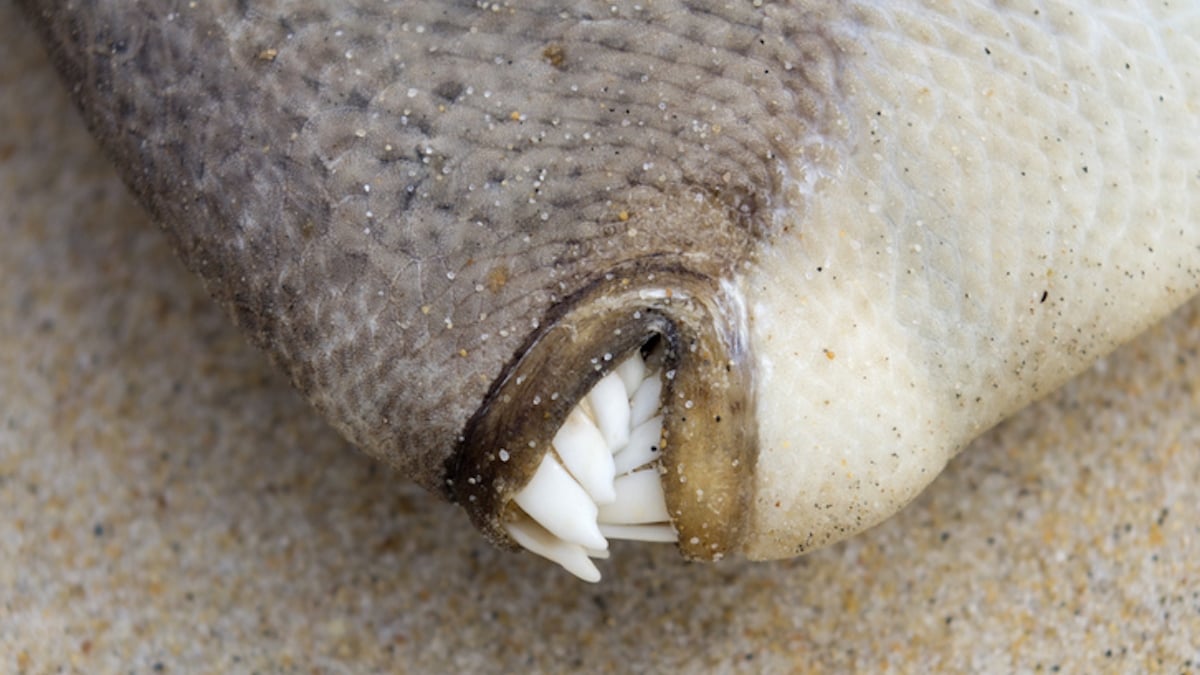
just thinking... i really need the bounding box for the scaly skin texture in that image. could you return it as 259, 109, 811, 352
18, 0, 782, 493
19, 0, 1199, 561
740, 1, 1199, 557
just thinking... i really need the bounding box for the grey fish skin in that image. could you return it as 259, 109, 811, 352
18, 0, 781, 492
18, 0, 1200, 564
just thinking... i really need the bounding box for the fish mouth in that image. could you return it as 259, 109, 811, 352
447, 259, 756, 580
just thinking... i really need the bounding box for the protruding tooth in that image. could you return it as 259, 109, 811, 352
599, 523, 677, 543
629, 374, 662, 428
587, 371, 631, 450
513, 455, 608, 551
597, 469, 670, 525
614, 354, 646, 398
553, 408, 617, 504
504, 517, 602, 583
612, 415, 663, 475
504, 352, 678, 578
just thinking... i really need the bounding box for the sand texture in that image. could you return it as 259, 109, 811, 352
2, 3, 1197, 672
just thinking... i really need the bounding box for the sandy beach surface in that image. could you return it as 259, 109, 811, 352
2, 3, 1197, 672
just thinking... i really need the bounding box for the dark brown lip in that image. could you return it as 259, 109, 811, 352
447, 258, 757, 561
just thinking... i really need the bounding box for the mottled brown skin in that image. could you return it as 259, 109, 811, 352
18, 1, 827, 531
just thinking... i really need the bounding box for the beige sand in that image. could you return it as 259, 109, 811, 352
2, 3, 1197, 671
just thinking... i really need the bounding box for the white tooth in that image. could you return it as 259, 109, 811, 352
629, 374, 662, 428
577, 396, 597, 424
599, 523, 677, 543
553, 408, 617, 504
614, 354, 646, 398
587, 371, 631, 450
513, 455, 608, 551
504, 517, 602, 583
597, 469, 670, 525
504, 355, 677, 578
612, 415, 663, 475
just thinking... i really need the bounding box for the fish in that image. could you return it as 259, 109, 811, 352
19, 0, 1199, 581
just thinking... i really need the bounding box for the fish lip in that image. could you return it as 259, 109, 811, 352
445, 257, 757, 561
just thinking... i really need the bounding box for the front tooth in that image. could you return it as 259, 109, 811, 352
628, 374, 662, 428
614, 354, 646, 398
587, 371, 632, 450
503, 517, 602, 583
599, 523, 677, 543
513, 454, 608, 551
612, 415, 663, 475
553, 407, 617, 504
597, 469, 670, 525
